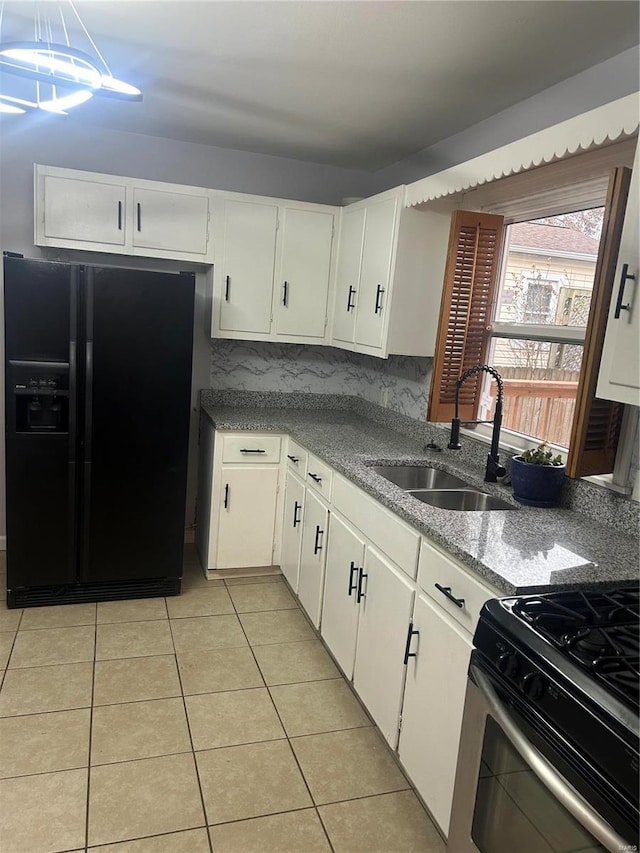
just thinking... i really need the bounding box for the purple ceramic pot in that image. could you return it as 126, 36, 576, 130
511, 456, 565, 508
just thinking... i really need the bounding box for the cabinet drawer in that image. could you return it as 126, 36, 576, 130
332, 475, 419, 579
305, 453, 333, 500
417, 538, 499, 634
285, 439, 308, 474
221, 433, 282, 463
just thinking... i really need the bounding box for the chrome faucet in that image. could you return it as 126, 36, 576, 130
447, 364, 506, 483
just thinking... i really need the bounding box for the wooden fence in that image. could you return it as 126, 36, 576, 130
498, 367, 580, 447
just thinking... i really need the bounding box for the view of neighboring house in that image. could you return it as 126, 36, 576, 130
488, 217, 602, 447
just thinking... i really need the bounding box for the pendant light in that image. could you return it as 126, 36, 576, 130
0, 1, 142, 115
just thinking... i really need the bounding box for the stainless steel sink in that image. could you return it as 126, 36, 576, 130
407, 489, 517, 511
371, 465, 470, 491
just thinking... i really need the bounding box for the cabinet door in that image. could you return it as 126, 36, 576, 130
298, 489, 329, 628
597, 145, 640, 406
275, 208, 334, 339
353, 546, 415, 748
280, 471, 306, 592
398, 593, 472, 838
42, 174, 126, 248
321, 513, 366, 680
215, 466, 279, 568
132, 187, 209, 256
218, 199, 278, 334
354, 196, 397, 349
332, 206, 365, 344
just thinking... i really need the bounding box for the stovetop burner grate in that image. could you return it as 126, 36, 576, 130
512, 588, 640, 712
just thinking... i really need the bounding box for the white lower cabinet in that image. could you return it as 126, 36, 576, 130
398, 593, 473, 837
215, 466, 279, 568
297, 489, 329, 628
320, 513, 366, 679
280, 470, 306, 592
353, 546, 415, 749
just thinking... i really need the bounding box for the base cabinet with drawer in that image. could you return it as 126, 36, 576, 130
196, 423, 283, 571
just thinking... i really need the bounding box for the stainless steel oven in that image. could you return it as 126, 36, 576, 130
448, 591, 639, 853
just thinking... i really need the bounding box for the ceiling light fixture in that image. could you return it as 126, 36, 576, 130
0, 0, 142, 115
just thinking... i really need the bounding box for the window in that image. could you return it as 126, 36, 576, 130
427, 164, 632, 480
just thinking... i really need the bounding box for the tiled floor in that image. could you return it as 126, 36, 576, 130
0, 547, 446, 853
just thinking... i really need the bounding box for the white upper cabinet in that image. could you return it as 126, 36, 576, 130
216, 198, 279, 336
35, 165, 212, 263
274, 207, 334, 340
330, 186, 453, 358
597, 143, 640, 406
211, 195, 338, 345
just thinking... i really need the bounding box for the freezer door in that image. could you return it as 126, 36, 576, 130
79, 266, 194, 583
3, 256, 79, 590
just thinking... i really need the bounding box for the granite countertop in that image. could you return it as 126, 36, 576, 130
201, 401, 640, 596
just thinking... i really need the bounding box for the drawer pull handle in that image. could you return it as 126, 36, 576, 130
223, 483, 229, 509
282, 280, 289, 306
403, 622, 419, 665
356, 567, 368, 603
224, 275, 230, 302
240, 448, 266, 453
287, 454, 299, 464
293, 500, 301, 528
308, 472, 322, 483
136, 202, 141, 231
347, 285, 356, 312
614, 263, 635, 318
374, 284, 385, 314
313, 525, 324, 555
348, 561, 359, 596
117, 200, 122, 230
435, 583, 465, 609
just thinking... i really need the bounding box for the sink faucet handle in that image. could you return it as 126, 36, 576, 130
448, 417, 462, 450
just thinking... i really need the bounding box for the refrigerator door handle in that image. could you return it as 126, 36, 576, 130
68, 266, 79, 578
81, 270, 94, 577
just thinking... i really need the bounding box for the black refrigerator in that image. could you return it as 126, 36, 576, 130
3, 254, 195, 608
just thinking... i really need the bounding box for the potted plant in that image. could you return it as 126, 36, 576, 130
510, 442, 565, 507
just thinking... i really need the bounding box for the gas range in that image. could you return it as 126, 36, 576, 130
472, 586, 639, 848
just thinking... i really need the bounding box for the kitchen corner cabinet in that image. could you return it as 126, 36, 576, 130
297, 488, 330, 628
597, 143, 640, 406
331, 187, 452, 358
34, 165, 212, 263
211, 195, 337, 345
196, 422, 283, 571
280, 469, 306, 591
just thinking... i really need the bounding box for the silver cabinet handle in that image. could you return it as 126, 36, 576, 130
471, 665, 629, 853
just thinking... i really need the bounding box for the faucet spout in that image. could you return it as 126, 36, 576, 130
447, 364, 506, 483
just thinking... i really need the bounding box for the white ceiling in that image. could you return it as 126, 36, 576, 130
1, 1, 638, 170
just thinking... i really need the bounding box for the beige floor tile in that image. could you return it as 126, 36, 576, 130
270, 679, 371, 736
181, 566, 212, 590
177, 646, 263, 695
96, 619, 173, 660
0, 768, 87, 853
221, 569, 282, 584
319, 790, 446, 852
291, 727, 410, 805
228, 581, 298, 613
210, 809, 331, 853
0, 608, 22, 633
170, 614, 247, 653
93, 655, 181, 706
239, 610, 315, 646
20, 602, 96, 630
197, 740, 312, 825
97, 597, 168, 624
88, 753, 205, 847
9, 625, 95, 668
89, 828, 211, 853
166, 585, 234, 618
0, 632, 15, 669
0, 661, 94, 716
0, 708, 90, 778
91, 697, 191, 764
253, 640, 340, 685
186, 688, 284, 750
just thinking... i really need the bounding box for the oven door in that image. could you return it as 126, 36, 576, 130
447, 658, 635, 853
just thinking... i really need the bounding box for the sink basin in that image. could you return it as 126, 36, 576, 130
371, 465, 470, 491
408, 489, 517, 511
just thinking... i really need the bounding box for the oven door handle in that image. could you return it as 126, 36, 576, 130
471, 665, 630, 853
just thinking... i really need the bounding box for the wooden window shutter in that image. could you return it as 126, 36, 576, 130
565, 166, 632, 478
427, 210, 504, 422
